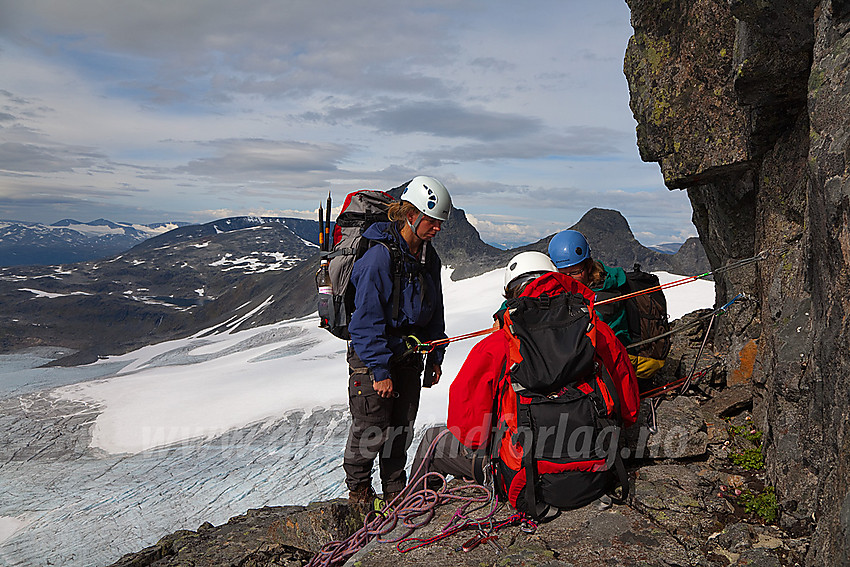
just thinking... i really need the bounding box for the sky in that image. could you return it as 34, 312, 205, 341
0, 0, 696, 248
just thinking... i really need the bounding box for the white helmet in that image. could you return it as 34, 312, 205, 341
401, 176, 452, 221
503, 251, 557, 289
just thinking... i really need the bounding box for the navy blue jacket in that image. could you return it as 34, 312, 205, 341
348, 221, 447, 382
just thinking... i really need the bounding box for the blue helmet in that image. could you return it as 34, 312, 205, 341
548, 229, 590, 269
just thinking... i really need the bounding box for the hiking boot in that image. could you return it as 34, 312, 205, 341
382, 490, 403, 506
348, 485, 379, 511
594, 494, 613, 511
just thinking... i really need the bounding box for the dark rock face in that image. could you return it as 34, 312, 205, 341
624, 1, 850, 564
570, 208, 682, 272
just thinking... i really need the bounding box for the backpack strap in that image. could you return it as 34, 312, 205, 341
390, 244, 403, 322
373, 239, 429, 323
592, 361, 630, 501
516, 392, 554, 521
369, 239, 404, 322
487, 359, 509, 494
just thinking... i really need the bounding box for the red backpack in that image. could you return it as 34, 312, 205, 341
494, 273, 629, 520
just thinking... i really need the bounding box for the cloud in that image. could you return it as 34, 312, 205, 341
417, 126, 631, 165
0, 1, 698, 245
176, 139, 349, 181
310, 100, 541, 140
469, 57, 516, 73
0, 141, 106, 174
0, 1, 466, 104
366, 101, 541, 140
191, 207, 319, 221
466, 213, 560, 248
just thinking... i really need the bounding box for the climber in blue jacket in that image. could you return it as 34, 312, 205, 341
344, 176, 451, 508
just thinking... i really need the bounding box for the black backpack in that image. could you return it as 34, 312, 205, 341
622, 264, 671, 362
497, 281, 628, 520
318, 190, 412, 340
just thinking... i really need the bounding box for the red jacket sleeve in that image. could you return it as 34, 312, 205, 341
595, 319, 640, 427
447, 331, 509, 450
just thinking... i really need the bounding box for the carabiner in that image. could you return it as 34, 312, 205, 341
404, 334, 433, 355
519, 518, 538, 534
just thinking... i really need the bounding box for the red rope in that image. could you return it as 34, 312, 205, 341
306, 430, 507, 566
421, 327, 497, 351
596, 274, 700, 306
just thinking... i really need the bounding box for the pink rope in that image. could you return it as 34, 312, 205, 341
307, 429, 504, 566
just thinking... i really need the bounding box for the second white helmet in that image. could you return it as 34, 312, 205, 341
401, 176, 452, 221
503, 251, 557, 289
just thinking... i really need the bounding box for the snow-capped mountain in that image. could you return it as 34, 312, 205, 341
0, 219, 188, 266
650, 242, 684, 254
0, 216, 322, 365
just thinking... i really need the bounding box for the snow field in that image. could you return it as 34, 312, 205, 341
56, 268, 714, 455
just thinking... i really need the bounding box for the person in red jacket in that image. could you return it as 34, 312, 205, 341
410, 252, 639, 510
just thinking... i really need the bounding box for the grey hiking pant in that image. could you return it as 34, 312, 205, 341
343, 346, 423, 494
409, 426, 487, 489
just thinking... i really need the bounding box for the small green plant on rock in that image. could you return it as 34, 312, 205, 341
727, 420, 765, 471
728, 423, 762, 444
739, 487, 778, 523
730, 446, 765, 470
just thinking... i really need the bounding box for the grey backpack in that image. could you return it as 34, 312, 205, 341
318, 189, 400, 339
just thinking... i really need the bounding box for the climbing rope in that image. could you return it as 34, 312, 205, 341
407, 250, 768, 356
640, 363, 721, 400
596, 251, 767, 307
307, 430, 529, 566
638, 292, 746, 410
403, 327, 497, 355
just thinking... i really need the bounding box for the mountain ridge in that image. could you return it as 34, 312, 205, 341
0, 204, 708, 365
0, 218, 189, 266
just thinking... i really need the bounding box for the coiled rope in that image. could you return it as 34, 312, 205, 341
307, 429, 532, 566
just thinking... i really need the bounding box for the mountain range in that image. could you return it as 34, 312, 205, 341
0, 200, 709, 366
0, 218, 189, 266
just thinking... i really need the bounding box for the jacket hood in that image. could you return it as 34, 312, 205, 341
362, 220, 397, 243
518, 272, 596, 308
599, 261, 627, 289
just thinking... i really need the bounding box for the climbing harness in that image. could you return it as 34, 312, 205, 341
403, 327, 497, 356
307, 429, 531, 566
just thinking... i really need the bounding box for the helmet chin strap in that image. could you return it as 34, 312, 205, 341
405, 212, 428, 260
407, 212, 425, 234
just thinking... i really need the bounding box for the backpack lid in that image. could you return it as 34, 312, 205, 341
504, 272, 600, 393
516, 271, 596, 306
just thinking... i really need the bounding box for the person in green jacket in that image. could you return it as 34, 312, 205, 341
548, 229, 631, 347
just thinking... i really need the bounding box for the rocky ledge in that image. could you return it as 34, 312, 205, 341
109, 311, 813, 567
